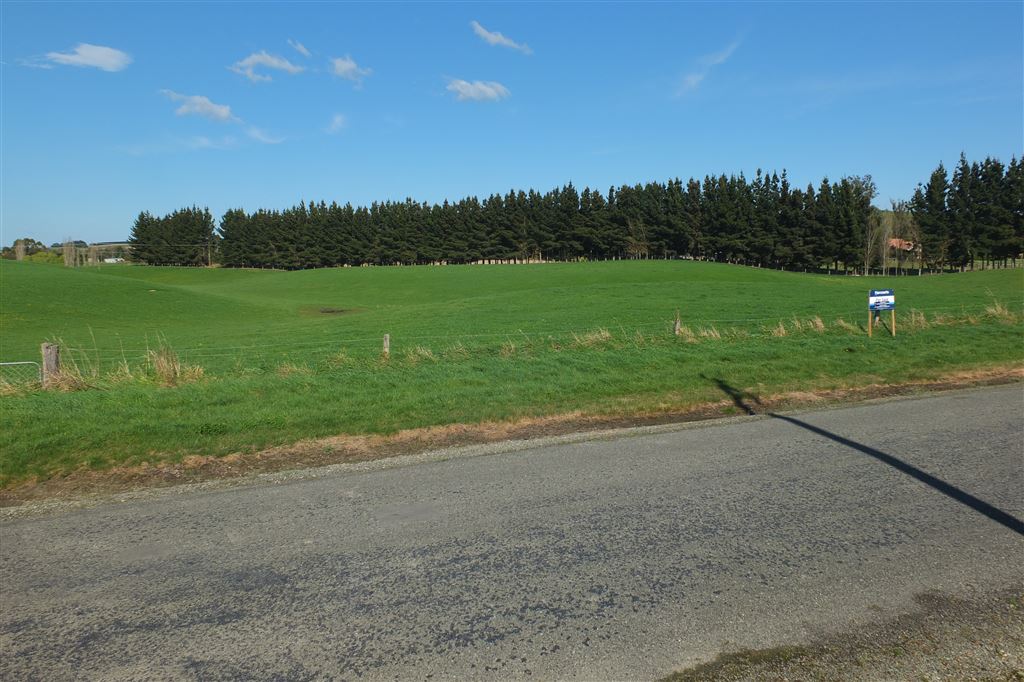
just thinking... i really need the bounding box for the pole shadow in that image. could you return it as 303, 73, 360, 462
705, 375, 762, 416
708, 378, 1024, 537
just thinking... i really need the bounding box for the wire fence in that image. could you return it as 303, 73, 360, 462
45, 301, 1020, 366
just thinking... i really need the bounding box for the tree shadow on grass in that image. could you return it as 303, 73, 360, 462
707, 377, 1024, 537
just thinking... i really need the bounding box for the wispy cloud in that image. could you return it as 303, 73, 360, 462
161, 90, 237, 121
700, 41, 740, 68
43, 43, 132, 72
678, 39, 741, 95
326, 113, 347, 134
18, 58, 54, 70
330, 55, 372, 85
246, 126, 284, 144
159, 90, 281, 145
187, 135, 238, 151
446, 79, 510, 102
230, 50, 304, 83
287, 39, 312, 58
121, 135, 238, 156
470, 20, 532, 55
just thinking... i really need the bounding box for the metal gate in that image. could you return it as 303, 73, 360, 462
0, 361, 43, 385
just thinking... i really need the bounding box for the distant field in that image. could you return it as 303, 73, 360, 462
1, 260, 1022, 487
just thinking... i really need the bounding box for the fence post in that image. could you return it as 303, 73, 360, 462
41, 342, 60, 385
673, 309, 682, 336
382, 334, 390, 359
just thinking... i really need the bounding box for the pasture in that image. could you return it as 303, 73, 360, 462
1, 259, 1021, 487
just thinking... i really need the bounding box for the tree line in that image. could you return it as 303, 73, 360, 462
128, 157, 1022, 271
909, 155, 1023, 270
128, 207, 217, 267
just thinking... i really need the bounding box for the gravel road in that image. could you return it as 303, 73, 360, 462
2, 385, 1022, 680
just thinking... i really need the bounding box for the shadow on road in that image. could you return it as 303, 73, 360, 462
708, 377, 1024, 537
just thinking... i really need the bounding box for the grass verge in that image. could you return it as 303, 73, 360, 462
0, 362, 1019, 506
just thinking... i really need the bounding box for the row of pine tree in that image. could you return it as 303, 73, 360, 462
129, 207, 216, 267
911, 155, 1023, 269
129, 157, 1022, 271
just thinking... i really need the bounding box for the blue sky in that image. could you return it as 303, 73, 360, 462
2, 1, 1021, 245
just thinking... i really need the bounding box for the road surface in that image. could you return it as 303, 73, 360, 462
2, 384, 1023, 680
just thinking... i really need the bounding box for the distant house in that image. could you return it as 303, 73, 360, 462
89, 241, 132, 263
888, 238, 915, 252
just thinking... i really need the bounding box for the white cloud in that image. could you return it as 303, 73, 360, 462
18, 58, 55, 69
121, 135, 237, 156
160, 90, 237, 122
287, 39, 312, 58
44, 43, 132, 72
700, 40, 740, 67
229, 50, 304, 82
246, 126, 284, 144
446, 79, 510, 102
330, 55, 372, 85
158, 91, 282, 146
470, 20, 532, 55
681, 73, 705, 90
678, 39, 741, 95
326, 113, 347, 134
187, 135, 238, 151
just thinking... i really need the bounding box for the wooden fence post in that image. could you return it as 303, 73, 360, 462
382, 334, 390, 359
673, 310, 682, 336
41, 342, 60, 385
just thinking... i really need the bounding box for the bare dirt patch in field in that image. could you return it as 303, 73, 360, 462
1, 366, 1020, 507
296, 305, 366, 317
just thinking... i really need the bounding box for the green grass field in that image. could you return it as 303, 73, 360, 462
1, 259, 1022, 487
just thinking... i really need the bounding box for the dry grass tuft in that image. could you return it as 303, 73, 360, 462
500, 340, 517, 357
769, 321, 788, 337
810, 316, 826, 333
984, 300, 1016, 321
789, 317, 806, 333
404, 346, 437, 364
572, 328, 613, 348
147, 345, 183, 386
106, 361, 135, 384
698, 325, 721, 340
326, 349, 355, 368
676, 325, 698, 343
44, 370, 91, 392
442, 342, 469, 360
146, 343, 204, 386
0, 380, 27, 397
833, 318, 857, 332
906, 309, 930, 330
276, 362, 312, 378
42, 347, 97, 392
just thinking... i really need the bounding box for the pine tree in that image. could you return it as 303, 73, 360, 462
912, 163, 951, 270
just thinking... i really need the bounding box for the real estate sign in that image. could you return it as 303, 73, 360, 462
868, 289, 895, 311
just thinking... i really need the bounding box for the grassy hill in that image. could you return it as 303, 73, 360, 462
3, 260, 1021, 371
1, 260, 1021, 487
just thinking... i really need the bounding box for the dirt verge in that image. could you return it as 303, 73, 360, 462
2, 366, 1020, 507
663, 586, 1024, 681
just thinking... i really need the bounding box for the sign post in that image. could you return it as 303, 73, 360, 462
868, 289, 896, 337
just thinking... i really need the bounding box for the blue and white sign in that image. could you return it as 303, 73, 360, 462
868, 289, 895, 311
